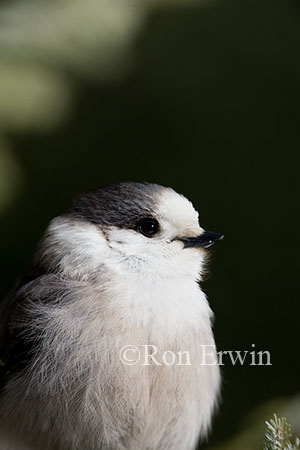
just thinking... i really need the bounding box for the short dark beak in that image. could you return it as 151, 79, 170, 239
178, 231, 224, 249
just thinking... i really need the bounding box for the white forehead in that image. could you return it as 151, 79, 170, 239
156, 188, 201, 237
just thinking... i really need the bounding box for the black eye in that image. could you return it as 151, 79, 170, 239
136, 218, 159, 237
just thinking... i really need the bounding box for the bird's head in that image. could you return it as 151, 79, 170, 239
37, 183, 223, 281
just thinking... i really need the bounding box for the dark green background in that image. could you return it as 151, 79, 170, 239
1, 0, 299, 446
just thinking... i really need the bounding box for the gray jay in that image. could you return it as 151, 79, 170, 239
0, 182, 223, 450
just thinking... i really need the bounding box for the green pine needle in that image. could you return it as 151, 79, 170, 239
264, 414, 300, 450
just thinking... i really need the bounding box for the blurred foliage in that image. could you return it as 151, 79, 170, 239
0, 0, 207, 214
0, 0, 299, 448
0, 0, 206, 136
0, 59, 71, 132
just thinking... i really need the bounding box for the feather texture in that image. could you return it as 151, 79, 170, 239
0, 183, 221, 450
